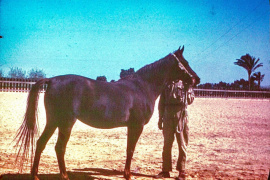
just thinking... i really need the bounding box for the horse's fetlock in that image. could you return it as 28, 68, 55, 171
124, 169, 131, 180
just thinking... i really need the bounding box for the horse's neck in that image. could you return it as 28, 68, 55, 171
146, 75, 168, 98
136, 56, 173, 98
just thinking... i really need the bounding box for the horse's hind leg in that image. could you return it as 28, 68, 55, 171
32, 124, 57, 180
55, 119, 75, 180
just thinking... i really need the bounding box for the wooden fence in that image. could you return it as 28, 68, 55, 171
0, 78, 270, 98
194, 88, 270, 99
0, 78, 47, 92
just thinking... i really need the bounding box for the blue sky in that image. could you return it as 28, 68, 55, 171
0, 0, 269, 86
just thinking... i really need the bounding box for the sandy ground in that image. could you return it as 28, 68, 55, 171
0, 92, 269, 179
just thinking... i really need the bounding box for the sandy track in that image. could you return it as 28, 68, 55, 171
0, 92, 269, 179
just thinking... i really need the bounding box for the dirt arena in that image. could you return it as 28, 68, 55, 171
0, 92, 269, 179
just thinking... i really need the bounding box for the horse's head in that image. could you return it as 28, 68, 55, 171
170, 46, 200, 87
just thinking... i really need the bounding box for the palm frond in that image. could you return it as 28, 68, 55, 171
234, 54, 263, 73
253, 63, 263, 71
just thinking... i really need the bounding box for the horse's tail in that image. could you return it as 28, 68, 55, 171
14, 78, 49, 172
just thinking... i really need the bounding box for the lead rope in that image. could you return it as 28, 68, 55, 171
176, 89, 187, 133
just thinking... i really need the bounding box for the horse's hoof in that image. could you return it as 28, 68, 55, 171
60, 173, 70, 180
31, 176, 39, 180
60, 176, 70, 180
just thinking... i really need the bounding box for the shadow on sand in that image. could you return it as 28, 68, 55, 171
0, 168, 155, 180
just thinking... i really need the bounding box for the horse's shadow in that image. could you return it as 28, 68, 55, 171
0, 168, 155, 180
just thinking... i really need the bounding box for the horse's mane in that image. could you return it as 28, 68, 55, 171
118, 53, 173, 82
135, 54, 173, 79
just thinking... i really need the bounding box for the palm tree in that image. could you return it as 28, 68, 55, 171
234, 54, 263, 90
252, 72, 265, 90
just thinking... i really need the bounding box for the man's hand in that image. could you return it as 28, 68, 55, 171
158, 118, 163, 130
187, 88, 195, 105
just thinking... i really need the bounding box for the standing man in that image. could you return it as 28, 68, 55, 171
156, 80, 195, 180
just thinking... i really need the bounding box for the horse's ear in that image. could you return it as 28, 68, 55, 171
180, 45, 184, 54
178, 46, 184, 54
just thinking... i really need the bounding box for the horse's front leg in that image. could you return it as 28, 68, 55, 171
124, 125, 144, 180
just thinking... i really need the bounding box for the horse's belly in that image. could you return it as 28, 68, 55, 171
78, 117, 127, 129
77, 94, 132, 128
77, 111, 129, 129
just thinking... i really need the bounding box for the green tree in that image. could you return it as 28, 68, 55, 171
0, 69, 3, 77
96, 76, 107, 82
28, 68, 46, 79
120, 68, 135, 79
234, 54, 263, 90
8, 67, 26, 79
252, 72, 265, 90
231, 79, 249, 90
0, 63, 3, 77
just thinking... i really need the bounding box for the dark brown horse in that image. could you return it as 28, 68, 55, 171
15, 46, 200, 180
